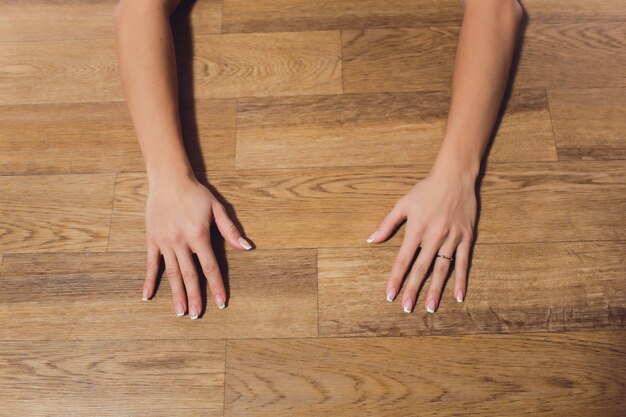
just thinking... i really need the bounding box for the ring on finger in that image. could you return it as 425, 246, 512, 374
436, 253, 454, 261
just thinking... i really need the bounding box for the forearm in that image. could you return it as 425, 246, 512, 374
431, 0, 523, 180
114, 0, 192, 185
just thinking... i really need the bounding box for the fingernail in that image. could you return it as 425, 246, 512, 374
386, 288, 396, 302
142, 287, 149, 301
366, 231, 379, 243
216, 295, 226, 309
403, 299, 413, 313
190, 306, 199, 320
426, 299, 436, 314
238, 237, 252, 250
176, 302, 185, 317
456, 289, 464, 303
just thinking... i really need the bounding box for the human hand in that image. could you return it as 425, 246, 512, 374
367, 163, 477, 313
142, 172, 252, 319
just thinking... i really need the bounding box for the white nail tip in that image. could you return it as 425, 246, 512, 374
403, 305, 411, 313
176, 311, 185, 317
366, 231, 379, 243
142, 296, 148, 301
386, 294, 393, 302
190, 314, 198, 320
456, 297, 463, 303
218, 304, 226, 310
426, 306, 435, 314
238, 237, 252, 250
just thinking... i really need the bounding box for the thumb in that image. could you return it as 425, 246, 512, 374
367, 200, 406, 244
212, 202, 252, 251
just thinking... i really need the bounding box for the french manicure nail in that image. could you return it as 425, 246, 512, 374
426, 299, 436, 314
238, 237, 252, 250
456, 289, 464, 303
216, 295, 226, 309
366, 231, 379, 243
142, 287, 149, 301
403, 300, 413, 313
176, 302, 185, 317
386, 288, 396, 302
190, 306, 199, 320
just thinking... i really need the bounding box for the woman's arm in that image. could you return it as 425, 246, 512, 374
369, 0, 523, 313
114, 0, 251, 319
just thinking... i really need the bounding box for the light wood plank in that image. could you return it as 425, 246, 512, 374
0, 0, 222, 43
0, 173, 115, 253
318, 241, 626, 337
0, 99, 236, 175
221, 0, 625, 34
548, 88, 626, 161
342, 23, 626, 94
0, 339, 225, 416
0, 31, 341, 105
108, 161, 625, 251
225, 331, 626, 416
236, 89, 556, 169
0, 250, 318, 340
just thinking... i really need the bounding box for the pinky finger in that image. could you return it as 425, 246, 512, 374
453, 236, 472, 303
143, 242, 161, 301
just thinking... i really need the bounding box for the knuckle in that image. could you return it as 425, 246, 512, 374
166, 268, 181, 280
226, 221, 239, 236
456, 258, 469, 272
189, 226, 208, 242
435, 261, 448, 275
181, 269, 199, 281
395, 256, 412, 271
202, 261, 221, 276
413, 262, 429, 277
146, 259, 160, 272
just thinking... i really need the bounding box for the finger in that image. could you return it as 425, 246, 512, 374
162, 248, 187, 317
424, 233, 460, 313
453, 232, 473, 303
368, 200, 406, 244
192, 239, 227, 310
213, 201, 252, 251
400, 239, 440, 313
143, 241, 160, 301
385, 227, 420, 303
175, 246, 203, 320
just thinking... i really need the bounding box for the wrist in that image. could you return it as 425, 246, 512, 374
147, 159, 197, 190
429, 141, 481, 184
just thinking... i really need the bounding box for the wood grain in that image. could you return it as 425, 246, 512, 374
0, 173, 115, 253
225, 331, 626, 416
0, 339, 225, 416
108, 161, 626, 251
221, 0, 626, 34
0, 250, 318, 340
0, 0, 222, 43
0, 31, 341, 105
342, 23, 626, 94
0, 99, 236, 175
318, 242, 626, 337
548, 88, 626, 161
236, 89, 556, 169
222, 0, 463, 33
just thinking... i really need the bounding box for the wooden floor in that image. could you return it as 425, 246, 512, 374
1, 0, 625, 415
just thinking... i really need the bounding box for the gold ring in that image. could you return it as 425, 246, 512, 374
436, 253, 454, 261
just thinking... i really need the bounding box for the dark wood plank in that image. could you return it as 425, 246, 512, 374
318, 241, 626, 337
0, 339, 225, 416
0, 0, 222, 42
108, 161, 626, 251
225, 331, 626, 416
221, 0, 625, 34
0, 173, 115, 253
342, 23, 626, 94
236, 89, 556, 169
548, 88, 626, 161
0, 99, 236, 175
0, 250, 318, 340
0, 31, 342, 105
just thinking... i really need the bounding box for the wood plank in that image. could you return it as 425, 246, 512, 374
0, 173, 115, 253
0, 339, 225, 416
342, 23, 626, 94
108, 161, 626, 251
0, 0, 222, 43
0, 99, 236, 175
318, 241, 626, 337
221, 0, 625, 34
548, 88, 626, 161
236, 89, 556, 169
225, 331, 626, 416
222, 0, 463, 33
0, 250, 318, 340
0, 31, 341, 105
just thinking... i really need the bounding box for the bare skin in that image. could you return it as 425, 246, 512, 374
114, 0, 522, 318
369, 0, 523, 313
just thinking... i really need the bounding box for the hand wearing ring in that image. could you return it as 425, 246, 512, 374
367, 162, 477, 314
